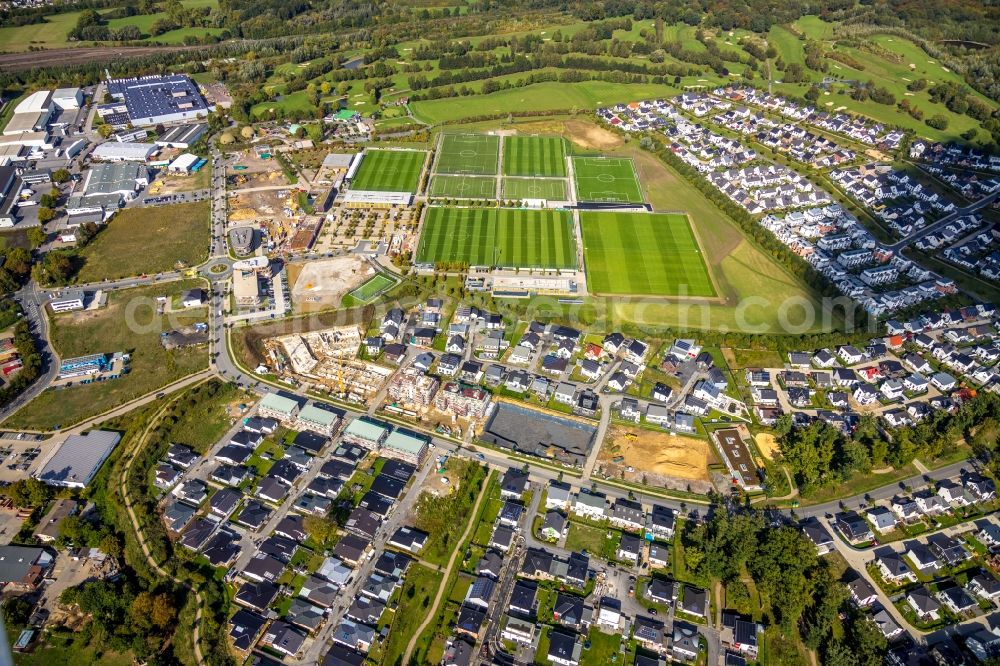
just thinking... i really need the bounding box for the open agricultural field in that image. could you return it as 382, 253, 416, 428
501, 177, 568, 200
417, 207, 576, 269
3, 280, 209, 431
0, 0, 219, 51
429, 174, 497, 199
580, 211, 715, 297
75, 201, 209, 282
436, 134, 500, 175
572, 156, 645, 204
350, 149, 426, 192
503, 135, 567, 177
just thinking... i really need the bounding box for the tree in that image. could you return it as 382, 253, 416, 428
303, 515, 338, 545
51, 169, 71, 184
926, 114, 949, 130
4, 248, 31, 277
2, 477, 51, 508
2, 597, 31, 626
27, 227, 46, 249
37, 207, 56, 224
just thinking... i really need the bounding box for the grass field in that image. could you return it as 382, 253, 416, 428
572, 156, 644, 204
345, 273, 398, 304
502, 177, 568, 200
580, 211, 715, 297
410, 80, 681, 124
503, 135, 567, 177
3, 280, 209, 431
417, 207, 576, 269
436, 134, 500, 175
76, 201, 209, 282
429, 174, 497, 199
350, 149, 426, 192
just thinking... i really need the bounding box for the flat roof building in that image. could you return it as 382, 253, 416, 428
52, 88, 83, 110
155, 123, 207, 148
36, 430, 121, 488
91, 141, 157, 163
259, 392, 300, 421
106, 74, 213, 126
382, 429, 429, 465
81, 162, 148, 198
233, 270, 261, 306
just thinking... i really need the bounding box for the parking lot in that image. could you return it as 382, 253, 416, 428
0, 435, 51, 484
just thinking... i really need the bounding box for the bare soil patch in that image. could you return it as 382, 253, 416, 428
598, 425, 716, 491
290, 255, 375, 312
754, 433, 780, 461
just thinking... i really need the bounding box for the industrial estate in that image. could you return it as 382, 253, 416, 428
0, 1, 998, 666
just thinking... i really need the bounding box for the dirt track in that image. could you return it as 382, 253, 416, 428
0, 45, 202, 71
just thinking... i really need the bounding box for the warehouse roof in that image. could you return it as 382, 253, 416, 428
36, 430, 121, 488
92, 142, 156, 162
14, 90, 52, 115
82, 162, 147, 196
107, 74, 210, 121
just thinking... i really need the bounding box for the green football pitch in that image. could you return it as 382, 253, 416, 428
436, 134, 500, 175
429, 175, 498, 199
417, 207, 577, 269
572, 156, 645, 204
580, 211, 715, 297
503, 135, 567, 177
502, 177, 568, 201
346, 274, 398, 303
351, 149, 426, 192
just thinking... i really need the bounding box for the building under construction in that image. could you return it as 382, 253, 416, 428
267, 326, 390, 403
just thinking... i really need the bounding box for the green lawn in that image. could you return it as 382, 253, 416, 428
572, 156, 644, 204
502, 177, 568, 200
429, 174, 498, 199
417, 207, 576, 269
380, 564, 443, 666
3, 280, 209, 431
76, 201, 209, 282
410, 80, 681, 124
564, 522, 616, 560
580, 628, 622, 666
580, 211, 715, 297
503, 135, 567, 177
350, 149, 426, 192
436, 133, 500, 175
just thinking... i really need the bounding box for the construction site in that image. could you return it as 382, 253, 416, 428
596, 424, 717, 494
288, 255, 378, 313
265, 325, 393, 403
228, 185, 318, 254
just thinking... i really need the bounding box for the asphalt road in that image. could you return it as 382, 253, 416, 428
889, 189, 1000, 251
